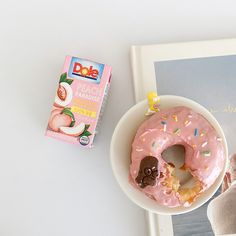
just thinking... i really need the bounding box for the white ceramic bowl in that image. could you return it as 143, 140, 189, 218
110, 95, 228, 215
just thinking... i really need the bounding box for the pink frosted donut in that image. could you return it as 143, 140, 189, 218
129, 106, 225, 207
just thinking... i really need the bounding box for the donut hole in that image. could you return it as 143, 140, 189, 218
161, 145, 202, 203
161, 145, 193, 186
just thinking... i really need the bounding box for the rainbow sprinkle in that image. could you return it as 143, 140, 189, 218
152, 141, 158, 149
194, 128, 198, 136
200, 131, 206, 137
163, 125, 167, 132
204, 166, 209, 170
184, 120, 191, 127
188, 114, 193, 118
217, 137, 222, 141
172, 114, 178, 122
174, 128, 180, 135
201, 150, 211, 157
162, 115, 168, 120
161, 121, 167, 132
192, 144, 197, 148
201, 141, 208, 147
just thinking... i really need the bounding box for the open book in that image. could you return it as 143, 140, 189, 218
131, 40, 236, 236
154, 55, 236, 236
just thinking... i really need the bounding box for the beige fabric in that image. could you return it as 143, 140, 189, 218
207, 184, 236, 235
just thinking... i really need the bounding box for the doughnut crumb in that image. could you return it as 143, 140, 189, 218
163, 163, 203, 204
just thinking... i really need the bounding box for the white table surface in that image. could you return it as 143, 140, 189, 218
1, 1, 236, 235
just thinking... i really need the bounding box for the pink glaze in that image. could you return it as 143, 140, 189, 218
130, 106, 225, 207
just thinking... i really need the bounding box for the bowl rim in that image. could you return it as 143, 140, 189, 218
110, 95, 228, 215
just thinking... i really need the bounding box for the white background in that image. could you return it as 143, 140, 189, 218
1, 1, 236, 235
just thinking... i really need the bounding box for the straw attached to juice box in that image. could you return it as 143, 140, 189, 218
46, 56, 112, 147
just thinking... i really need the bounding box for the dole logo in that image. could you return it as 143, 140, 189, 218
72, 62, 99, 80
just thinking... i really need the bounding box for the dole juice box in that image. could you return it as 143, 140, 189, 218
46, 56, 112, 147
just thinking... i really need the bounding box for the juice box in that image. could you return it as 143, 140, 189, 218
46, 56, 112, 147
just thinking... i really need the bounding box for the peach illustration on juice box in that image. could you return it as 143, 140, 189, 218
46, 56, 112, 147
